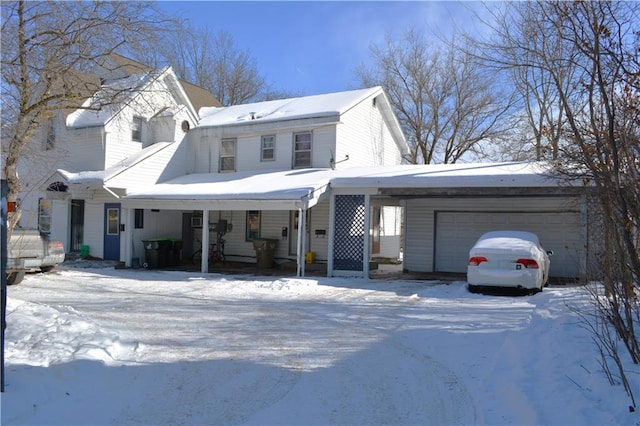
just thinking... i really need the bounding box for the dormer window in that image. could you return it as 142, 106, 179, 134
132, 116, 143, 142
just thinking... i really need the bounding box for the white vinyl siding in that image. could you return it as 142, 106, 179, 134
107, 141, 188, 188
335, 94, 401, 167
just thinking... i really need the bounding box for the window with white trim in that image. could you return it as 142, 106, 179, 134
261, 135, 275, 161
246, 210, 261, 241
132, 116, 143, 142
220, 138, 236, 172
293, 131, 312, 168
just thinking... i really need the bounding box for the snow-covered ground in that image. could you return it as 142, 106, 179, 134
2, 262, 638, 425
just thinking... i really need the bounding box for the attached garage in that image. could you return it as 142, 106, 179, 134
402, 195, 587, 280
434, 211, 583, 278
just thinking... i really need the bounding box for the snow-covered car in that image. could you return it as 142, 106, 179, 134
467, 230, 552, 293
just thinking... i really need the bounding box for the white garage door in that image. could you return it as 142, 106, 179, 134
435, 211, 584, 278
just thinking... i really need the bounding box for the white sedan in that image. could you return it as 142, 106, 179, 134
467, 230, 552, 293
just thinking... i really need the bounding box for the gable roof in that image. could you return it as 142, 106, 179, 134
198, 87, 386, 128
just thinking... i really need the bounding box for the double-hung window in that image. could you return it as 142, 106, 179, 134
220, 138, 236, 172
246, 210, 261, 241
293, 131, 312, 168
261, 135, 275, 161
132, 116, 143, 142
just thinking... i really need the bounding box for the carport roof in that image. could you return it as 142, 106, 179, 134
122, 161, 581, 211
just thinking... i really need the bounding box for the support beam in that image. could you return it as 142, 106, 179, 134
201, 210, 210, 273
123, 207, 134, 267
363, 194, 371, 280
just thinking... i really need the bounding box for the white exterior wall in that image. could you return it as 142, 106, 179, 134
83, 200, 105, 259
188, 125, 337, 174
50, 198, 70, 248
308, 199, 330, 261
64, 126, 106, 171
108, 140, 189, 190
335, 94, 401, 168
379, 205, 402, 259
103, 75, 187, 168
403, 196, 583, 274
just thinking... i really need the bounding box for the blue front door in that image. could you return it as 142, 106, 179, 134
104, 203, 121, 260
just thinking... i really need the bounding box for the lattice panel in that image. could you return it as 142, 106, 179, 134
333, 194, 365, 271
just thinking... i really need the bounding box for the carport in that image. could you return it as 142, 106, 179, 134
121, 162, 592, 281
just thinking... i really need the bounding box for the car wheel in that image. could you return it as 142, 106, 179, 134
7, 271, 25, 285
468, 284, 480, 293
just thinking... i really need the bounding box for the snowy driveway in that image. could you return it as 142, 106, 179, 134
3, 266, 629, 425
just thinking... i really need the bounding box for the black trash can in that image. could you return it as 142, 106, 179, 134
142, 238, 173, 269
252, 238, 278, 268
168, 238, 183, 267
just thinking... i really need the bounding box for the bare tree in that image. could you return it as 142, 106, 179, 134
486, 0, 639, 408
478, 2, 576, 161
356, 29, 514, 164
143, 24, 280, 106
1, 1, 168, 233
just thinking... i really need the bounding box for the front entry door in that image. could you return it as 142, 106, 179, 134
289, 210, 310, 256
104, 203, 121, 260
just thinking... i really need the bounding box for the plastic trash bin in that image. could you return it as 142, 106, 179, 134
252, 238, 277, 268
168, 238, 183, 266
142, 238, 173, 269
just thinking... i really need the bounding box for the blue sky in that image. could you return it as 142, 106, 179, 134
157, 1, 490, 97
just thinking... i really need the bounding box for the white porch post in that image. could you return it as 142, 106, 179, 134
123, 207, 134, 267
327, 194, 335, 277
201, 210, 210, 273
363, 194, 371, 280
296, 208, 307, 277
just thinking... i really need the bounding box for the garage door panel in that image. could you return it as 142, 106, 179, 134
435, 212, 583, 278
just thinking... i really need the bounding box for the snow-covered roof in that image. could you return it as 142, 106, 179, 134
57, 142, 173, 186
125, 168, 334, 210
198, 87, 383, 128
66, 70, 162, 128
123, 162, 577, 211
327, 162, 564, 188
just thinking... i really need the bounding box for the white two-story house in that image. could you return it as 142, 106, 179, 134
22, 56, 591, 281
122, 87, 409, 274
21, 55, 409, 275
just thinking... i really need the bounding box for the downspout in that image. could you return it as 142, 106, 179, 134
202, 210, 210, 273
